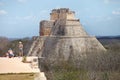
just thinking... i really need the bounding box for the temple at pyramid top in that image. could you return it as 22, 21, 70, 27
40, 8, 84, 36
50, 8, 75, 20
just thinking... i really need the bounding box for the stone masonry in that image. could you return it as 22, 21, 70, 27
28, 8, 106, 63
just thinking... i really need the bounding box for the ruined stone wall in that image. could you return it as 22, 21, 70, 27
66, 11, 75, 19
40, 20, 54, 36
50, 13, 59, 20
29, 8, 106, 65
65, 20, 88, 36
27, 36, 46, 56
41, 37, 106, 62
40, 17, 106, 63
50, 8, 75, 20
51, 19, 88, 36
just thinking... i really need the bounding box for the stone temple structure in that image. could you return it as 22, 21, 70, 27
28, 8, 106, 63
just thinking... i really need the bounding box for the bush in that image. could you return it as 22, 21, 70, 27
22, 56, 27, 62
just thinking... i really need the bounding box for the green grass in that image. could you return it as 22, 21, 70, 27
50, 71, 120, 80
0, 73, 35, 80
52, 70, 88, 80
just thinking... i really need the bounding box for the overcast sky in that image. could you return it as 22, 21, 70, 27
0, 0, 120, 38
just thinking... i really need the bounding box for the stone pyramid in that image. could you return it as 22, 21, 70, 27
28, 8, 106, 62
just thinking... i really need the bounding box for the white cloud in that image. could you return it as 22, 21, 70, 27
90, 16, 102, 19
23, 15, 36, 20
39, 10, 49, 20
17, 0, 27, 3
39, 10, 49, 16
40, 10, 49, 14
0, 10, 7, 15
104, 0, 109, 4
112, 11, 120, 15
55, 5, 61, 9
89, 15, 112, 22
16, 15, 36, 21
0, 2, 4, 6
112, 8, 120, 15
106, 16, 112, 20
7, 21, 18, 25
104, 0, 120, 4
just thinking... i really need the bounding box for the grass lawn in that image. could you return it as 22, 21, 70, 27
0, 73, 35, 80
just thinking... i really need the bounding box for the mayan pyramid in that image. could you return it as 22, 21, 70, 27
28, 8, 106, 62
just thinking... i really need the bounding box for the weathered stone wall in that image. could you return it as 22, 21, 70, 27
41, 37, 106, 62
50, 8, 75, 20
29, 8, 106, 66
66, 11, 75, 19
27, 36, 46, 56
50, 13, 59, 20
65, 20, 88, 36
40, 18, 106, 63
40, 20, 54, 36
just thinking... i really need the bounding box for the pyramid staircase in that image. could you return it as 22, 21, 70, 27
27, 37, 45, 56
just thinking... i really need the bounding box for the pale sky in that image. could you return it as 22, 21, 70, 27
0, 0, 120, 38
